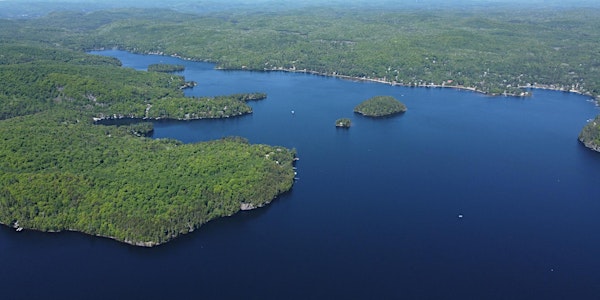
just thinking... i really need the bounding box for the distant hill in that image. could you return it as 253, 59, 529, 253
2, 0, 598, 19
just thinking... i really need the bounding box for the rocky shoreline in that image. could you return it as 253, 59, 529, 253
579, 117, 600, 153
580, 140, 600, 152
2, 196, 285, 247
0, 220, 161, 247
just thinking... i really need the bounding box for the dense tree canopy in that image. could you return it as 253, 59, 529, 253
354, 96, 407, 117
4, 7, 595, 98
0, 110, 295, 245
0, 43, 295, 246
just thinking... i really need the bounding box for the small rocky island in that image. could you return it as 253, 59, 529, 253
579, 116, 600, 152
354, 95, 407, 117
335, 118, 352, 128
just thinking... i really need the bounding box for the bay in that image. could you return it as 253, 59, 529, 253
2, 50, 600, 299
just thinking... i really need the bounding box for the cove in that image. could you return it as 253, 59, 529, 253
2, 49, 600, 299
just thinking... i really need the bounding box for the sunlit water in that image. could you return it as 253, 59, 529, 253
2, 50, 600, 299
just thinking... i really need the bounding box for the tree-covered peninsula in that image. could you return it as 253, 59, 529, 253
354, 96, 407, 117
579, 116, 600, 152
145, 93, 267, 120
0, 43, 296, 246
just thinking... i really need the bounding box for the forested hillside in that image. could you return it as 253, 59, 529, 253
4, 7, 598, 98
0, 42, 296, 246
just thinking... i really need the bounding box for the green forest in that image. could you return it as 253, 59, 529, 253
2, 6, 599, 100
0, 110, 296, 245
0, 42, 295, 246
1, 4, 600, 245
7, 6, 597, 98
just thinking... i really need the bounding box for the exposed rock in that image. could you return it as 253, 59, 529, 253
580, 139, 600, 152
240, 203, 256, 211
125, 239, 159, 247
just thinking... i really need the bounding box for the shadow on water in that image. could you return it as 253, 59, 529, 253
578, 142, 600, 160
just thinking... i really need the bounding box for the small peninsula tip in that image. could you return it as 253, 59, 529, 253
579, 116, 600, 152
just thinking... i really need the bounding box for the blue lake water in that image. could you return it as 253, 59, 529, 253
2, 50, 600, 299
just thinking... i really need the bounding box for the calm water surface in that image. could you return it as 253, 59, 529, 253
2, 50, 600, 299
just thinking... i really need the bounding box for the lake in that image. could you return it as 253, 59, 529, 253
2, 50, 600, 299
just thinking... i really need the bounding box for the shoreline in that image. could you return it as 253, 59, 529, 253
0, 190, 287, 248
270, 68, 599, 101
0, 132, 297, 247
92, 47, 599, 102
222, 65, 598, 100
92, 111, 251, 123
580, 139, 600, 153
0, 220, 161, 247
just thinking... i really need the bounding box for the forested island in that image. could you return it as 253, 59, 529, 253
1, 3, 600, 245
354, 96, 407, 117
336, 118, 352, 128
